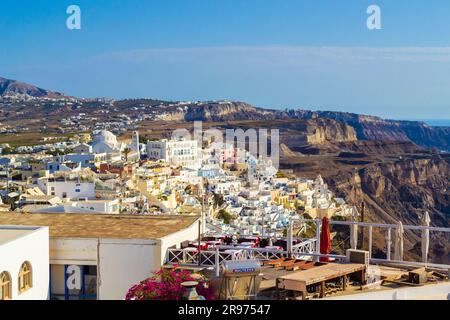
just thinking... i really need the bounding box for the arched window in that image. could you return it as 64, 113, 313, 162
1, 271, 12, 300
18, 261, 32, 294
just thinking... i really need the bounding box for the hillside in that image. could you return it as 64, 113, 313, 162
0, 76, 448, 151
0, 76, 449, 263
0, 76, 64, 98
155, 100, 450, 152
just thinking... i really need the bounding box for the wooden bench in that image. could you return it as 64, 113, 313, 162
262, 257, 287, 266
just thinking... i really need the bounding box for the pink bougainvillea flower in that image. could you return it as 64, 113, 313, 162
125, 267, 216, 300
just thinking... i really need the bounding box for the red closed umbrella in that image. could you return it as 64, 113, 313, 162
320, 217, 331, 262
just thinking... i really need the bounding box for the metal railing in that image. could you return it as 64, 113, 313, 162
292, 239, 317, 259
166, 247, 245, 267
292, 218, 450, 269
166, 217, 450, 272
165, 238, 317, 269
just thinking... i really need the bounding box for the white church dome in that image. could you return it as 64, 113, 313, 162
93, 130, 117, 144
91, 130, 121, 154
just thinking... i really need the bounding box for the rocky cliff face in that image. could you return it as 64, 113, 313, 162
326, 154, 450, 263
305, 118, 357, 145
279, 118, 357, 154
336, 140, 425, 155
158, 105, 359, 150
156, 101, 450, 151
301, 111, 450, 152
398, 121, 450, 152
160, 101, 274, 122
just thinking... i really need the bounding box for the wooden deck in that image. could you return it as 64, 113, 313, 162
276, 262, 366, 299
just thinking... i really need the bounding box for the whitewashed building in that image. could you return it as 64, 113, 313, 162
0, 213, 199, 300
37, 177, 95, 200
73, 143, 93, 154
91, 130, 124, 154
26, 199, 120, 214
0, 226, 49, 300
146, 138, 199, 169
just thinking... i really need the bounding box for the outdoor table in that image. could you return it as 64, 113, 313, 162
276, 262, 366, 300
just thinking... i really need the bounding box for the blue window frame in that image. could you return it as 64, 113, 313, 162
62, 265, 97, 300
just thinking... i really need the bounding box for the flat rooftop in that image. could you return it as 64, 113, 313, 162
0, 212, 199, 240
0, 226, 40, 245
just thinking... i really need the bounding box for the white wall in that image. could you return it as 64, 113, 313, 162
0, 226, 49, 300
159, 218, 200, 263
325, 283, 450, 300
97, 239, 161, 300
38, 179, 95, 200
68, 200, 119, 214
48, 237, 161, 300
49, 238, 98, 266
96, 219, 199, 300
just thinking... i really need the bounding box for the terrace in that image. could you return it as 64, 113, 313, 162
164, 218, 450, 300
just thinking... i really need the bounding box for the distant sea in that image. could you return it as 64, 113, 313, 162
420, 119, 450, 127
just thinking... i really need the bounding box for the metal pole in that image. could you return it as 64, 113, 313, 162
368, 226, 373, 259
386, 228, 392, 261
198, 220, 201, 266
361, 202, 365, 250
315, 219, 321, 262
261, 208, 265, 238
287, 218, 293, 258
201, 194, 205, 235
215, 247, 220, 277
422, 212, 430, 264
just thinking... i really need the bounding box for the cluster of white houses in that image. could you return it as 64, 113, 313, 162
0, 129, 359, 300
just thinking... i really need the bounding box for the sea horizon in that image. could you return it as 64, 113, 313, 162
417, 119, 450, 127
395, 118, 450, 127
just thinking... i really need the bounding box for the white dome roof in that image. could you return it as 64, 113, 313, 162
91, 130, 122, 153
93, 130, 117, 144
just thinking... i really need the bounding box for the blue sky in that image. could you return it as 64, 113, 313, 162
1, 0, 450, 119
